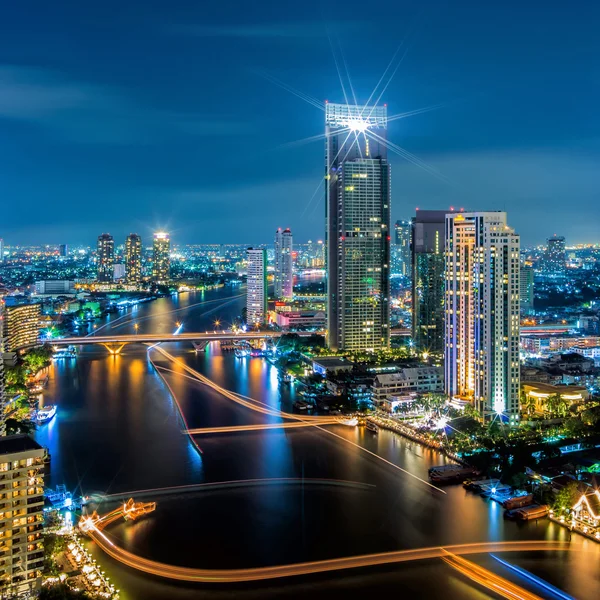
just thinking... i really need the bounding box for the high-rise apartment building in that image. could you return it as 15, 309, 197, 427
0, 314, 5, 437
125, 233, 143, 286
96, 233, 114, 282
0, 239, 4, 263
544, 235, 566, 277
325, 102, 390, 352
274, 228, 293, 300
412, 210, 446, 353
246, 248, 267, 325
445, 212, 520, 422
520, 266, 534, 314
0, 435, 45, 597
394, 219, 412, 277
2, 303, 41, 352
58, 244, 68, 257
152, 232, 170, 282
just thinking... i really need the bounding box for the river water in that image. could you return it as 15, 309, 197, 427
34, 288, 600, 599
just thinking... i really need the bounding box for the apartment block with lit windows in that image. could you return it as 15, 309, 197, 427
2, 303, 41, 352
0, 436, 45, 597
445, 212, 520, 422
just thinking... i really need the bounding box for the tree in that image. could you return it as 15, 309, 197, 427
39, 584, 92, 599
521, 391, 537, 417
553, 481, 580, 513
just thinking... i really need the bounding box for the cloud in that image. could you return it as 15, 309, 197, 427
0, 65, 255, 144
390, 149, 600, 243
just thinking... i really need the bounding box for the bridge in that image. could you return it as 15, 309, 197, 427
52, 331, 316, 354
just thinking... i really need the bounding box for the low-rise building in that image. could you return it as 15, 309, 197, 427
521, 381, 589, 414
312, 357, 353, 377
0, 436, 45, 597
541, 353, 595, 373
275, 310, 325, 331
372, 367, 444, 406
33, 280, 76, 297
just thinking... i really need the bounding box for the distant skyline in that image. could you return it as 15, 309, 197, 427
2, 1, 600, 244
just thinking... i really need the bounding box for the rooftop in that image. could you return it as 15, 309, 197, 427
313, 357, 351, 368
0, 435, 43, 456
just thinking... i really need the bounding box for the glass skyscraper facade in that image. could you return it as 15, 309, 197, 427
543, 235, 566, 277
394, 219, 412, 278
411, 210, 446, 353
325, 103, 390, 352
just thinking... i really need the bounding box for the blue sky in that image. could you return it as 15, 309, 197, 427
1, 0, 599, 245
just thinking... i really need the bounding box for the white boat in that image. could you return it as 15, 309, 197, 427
36, 405, 57, 423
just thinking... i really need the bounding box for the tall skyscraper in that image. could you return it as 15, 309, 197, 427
544, 235, 566, 277
58, 244, 68, 257
0, 435, 46, 597
274, 228, 293, 300
246, 248, 267, 325
96, 233, 114, 282
325, 102, 390, 352
0, 309, 6, 437
411, 210, 446, 353
519, 265, 534, 314
125, 233, 143, 286
152, 232, 170, 282
394, 219, 412, 277
445, 212, 520, 422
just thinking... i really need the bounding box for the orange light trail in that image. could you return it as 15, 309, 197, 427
441, 552, 543, 600
83, 526, 574, 584
185, 421, 341, 435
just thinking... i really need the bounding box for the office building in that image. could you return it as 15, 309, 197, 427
2, 303, 41, 352
34, 280, 76, 297
152, 232, 170, 282
246, 248, 267, 325
58, 244, 68, 257
411, 210, 446, 353
0, 435, 45, 597
96, 233, 114, 283
445, 212, 520, 421
0, 239, 4, 262
544, 235, 566, 277
372, 366, 445, 407
325, 102, 390, 352
394, 219, 411, 277
125, 233, 143, 286
520, 266, 534, 314
274, 228, 293, 300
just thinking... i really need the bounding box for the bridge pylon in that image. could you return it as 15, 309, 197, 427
101, 342, 128, 355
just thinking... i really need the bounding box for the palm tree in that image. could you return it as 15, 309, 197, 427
521, 391, 537, 416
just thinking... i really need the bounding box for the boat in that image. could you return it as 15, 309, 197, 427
365, 421, 379, 434
338, 417, 358, 427
511, 504, 549, 521
36, 405, 57, 424
429, 464, 480, 484
293, 401, 310, 411
503, 494, 534, 510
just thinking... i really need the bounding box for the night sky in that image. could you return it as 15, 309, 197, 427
2, 0, 599, 246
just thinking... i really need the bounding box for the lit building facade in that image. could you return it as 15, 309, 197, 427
152, 232, 170, 282
445, 212, 520, 422
520, 265, 534, 314
125, 233, 143, 286
412, 210, 446, 353
394, 219, 411, 277
2, 303, 41, 352
0, 436, 45, 597
544, 235, 566, 277
325, 102, 390, 352
96, 233, 114, 282
246, 248, 267, 325
274, 228, 293, 300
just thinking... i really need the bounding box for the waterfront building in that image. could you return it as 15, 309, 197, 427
0, 435, 45, 597
444, 212, 520, 422
125, 233, 143, 286
274, 228, 293, 300
411, 210, 446, 353
34, 280, 75, 297
0, 317, 5, 436
372, 366, 444, 407
246, 248, 267, 325
2, 303, 41, 352
96, 233, 114, 283
325, 102, 390, 352
520, 266, 534, 314
394, 219, 411, 277
152, 232, 170, 282
543, 235, 566, 277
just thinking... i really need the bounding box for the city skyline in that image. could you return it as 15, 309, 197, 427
2, 1, 600, 245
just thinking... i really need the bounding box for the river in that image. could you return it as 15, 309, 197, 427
34, 288, 600, 599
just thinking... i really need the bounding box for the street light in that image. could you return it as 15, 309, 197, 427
134, 323, 139, 335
